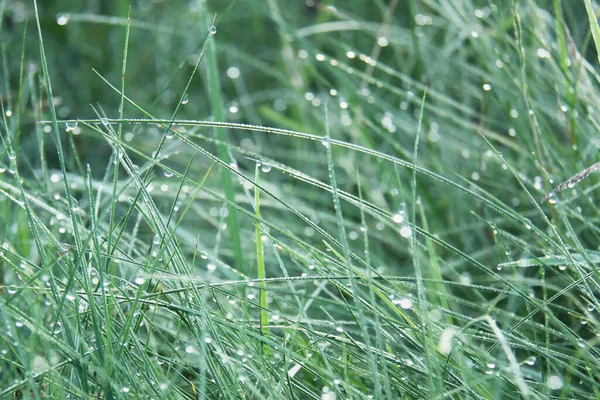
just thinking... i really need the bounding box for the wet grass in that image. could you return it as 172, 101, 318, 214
1, 0, 600, 398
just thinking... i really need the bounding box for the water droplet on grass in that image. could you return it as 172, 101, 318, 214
56, 14, 69, 25
399, 226, 412, 238
377, 36, 389, 47
50, 321, 62, 334
261, 163, 272, 173
392, 211, 405, 223
210, 25, 217, 35
398, 298, 412, 309
227, 66, 240, 79
181, 94, 189, 104
66, 121, 78, 131
185, 345, 196, 354
524, 356, 536, 366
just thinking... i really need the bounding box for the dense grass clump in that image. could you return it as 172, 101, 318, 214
2, 0, 600, 398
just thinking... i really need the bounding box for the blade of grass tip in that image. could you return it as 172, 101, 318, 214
411, 89, 441, 394
15, 21, 28, 144
106, 5, 131, 276
584, 0, 600, 64
254, 165, 269, 349
117, 5, 130, 140
204, 15, 245, 274
323, 102, 378, 395
553, 0, 570, 74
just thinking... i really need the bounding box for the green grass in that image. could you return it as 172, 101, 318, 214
2, 0, 600, 398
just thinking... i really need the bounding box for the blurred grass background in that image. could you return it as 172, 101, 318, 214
2, 0, 600, 398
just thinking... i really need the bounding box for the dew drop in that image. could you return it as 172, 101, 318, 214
66, 121, 78, 132
524, 356, 536, 366
181, 94, 189, 105
185, 345, 196, 354
392, 211, 405, 224
588, 303, 595, 312
56, 14, 69, 25
261, 163, 272, 173
399, 298, 412, 309
8, 151, 16, 161
210, 25, 217, 35
537, 48, 551, 59
50, 321, 62, 334
153, 234, 161, 245
164, 170, 174, 178
321, 138, 330, 147
7, 285, 17, 295
399, 226, 412, 238
227, 67, 240, 79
